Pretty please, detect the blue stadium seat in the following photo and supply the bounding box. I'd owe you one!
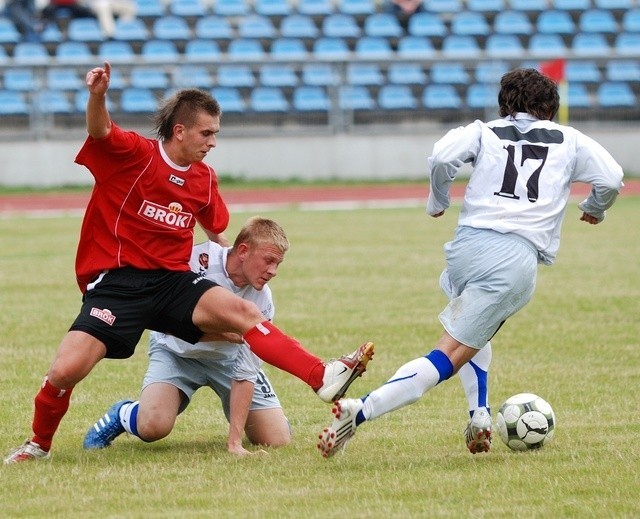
[250,87,288,112]
[302,63,339,86]
[47,68,83,91]
[407,12,447,38]
[228,39,266,60]
[0,46,7,64]
[388,63,426,85]
[194,16,233,40]
[466,0,504,12]
[0,90,28,115]
[322,13,361,38]
[567,82,591,108]
[114,18,150,41]
[605,60,640,82]
[338,0,376,17]
[0,18,21,44]
[55,41,93,63]
[422,84,462,109]
[153,16,192,40]
[121,88,158,112]
[346,63,384,86]
[213,0,250,16]
[312,37,350,59]
[99,40,135,62]
[622,9,640,32]
[12,42,49,64]
[270,38,309,60]
[363,13,403,38]
[485,34,524,57]
[292,86,330,111]
[67,17,105,43]
[210,87,245,113]
[424,0,462,13]
[528,33,567,57]
[3,68,39,91]
[169,0,207,17]
[441,35,481,57]
[217,65,256,87]
[565,60,602,83]
[466,83,498,109]
[255,0,293,17]
[451,11,490,36]
[430,62,469,84]
[537,10,576,34]
[105,69,127,90]
[338,85,375,110]
[297,0,335,16]
[597,81,637,107]
[595,0,632,8]
[279,15,319,39]
[615,32,640,55]
[354,36,393,58]
[238,15,278,39]
[397,36,436,58]
[40,23,64,44]
[172,65,214,88]
[509,0,547,11]
[130,67,170,89]
[552,0,591,10]
[185,39,222,61]
[493,10,533,35]
[34,89,73,114]
[579,9,618,33]
[259,64,299,87]
[475,61,509,83]
[135,0,166,18]
[572,33,610,56]
[141,40,180,61]
[378,85,417,110]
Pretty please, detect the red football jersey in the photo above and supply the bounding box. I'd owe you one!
[73,122,229,293]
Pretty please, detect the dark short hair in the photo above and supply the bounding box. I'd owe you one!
[153,89,221,140]
[498,68,560,121]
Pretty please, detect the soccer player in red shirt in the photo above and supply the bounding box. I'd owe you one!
[5,62,374,463]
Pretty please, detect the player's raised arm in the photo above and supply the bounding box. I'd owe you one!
[85,61,112,140]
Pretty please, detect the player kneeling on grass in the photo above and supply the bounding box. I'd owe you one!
[84,217,296,454]
[317,68,624,458]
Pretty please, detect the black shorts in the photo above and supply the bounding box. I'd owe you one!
[69,267,218,359]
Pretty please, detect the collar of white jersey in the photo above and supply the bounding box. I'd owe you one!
[506,112,538,122]
[159,141,190,172]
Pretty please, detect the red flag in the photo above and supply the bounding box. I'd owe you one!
[539,59,566,83]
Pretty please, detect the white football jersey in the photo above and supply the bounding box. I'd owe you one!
[150,241,274,380]
[427,113,624,264]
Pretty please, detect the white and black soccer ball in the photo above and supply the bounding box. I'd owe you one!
[496,393,556,451]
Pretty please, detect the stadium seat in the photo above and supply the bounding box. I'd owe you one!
[238,15,278,39]
[292,86,330,111]
[34,89,73,114]
[466,0,504,12]
[397,36,436,58]
[3,68,39,91]
[572,33,610,56]
[528,33,567,57]
[430,62,469,84]
[121,87,158,112]
[141,40,180,61]
[114,18,150,41]
[597,82,637,107]
[475,61,509,83]
[210,87,245,113]
[579,9,618,33]
[377,85,417,110]
[228,39,266,60]
[466,83,498,109]
[169,0,207,17]
[0,90,28,115]
[424,0,462,13]
[422,84,462,109]
[0,18,21,44]
[55,41,93,63]
[537,10,576,34]
[338,0,376,17]
[450,11,490,37]
[565,60,602,83]
[441,35,481,57]
[407,12,447,38]
[493,10,533,35]
[622,9,640,32]
[270,38,309,60]
[567,82,591,108]
[605,60,640,82]
[213,0,251,16]
[153,16,191,40]
[322,13,361,38]
[338,85,375,110]
[0,46,7,64]
[388,63,426,85]
[346,63,384,86]
[509,0,547,11]
[255,0,293,17]
[12,42,49,64]
[279,15,319,39]
[185,39,222,61]
[172,65,214,88]
[67,17,105,43]
[135,0,166,18]
[302,63,339,86]
[259,64,299,87]
[552,0,591,10]
[615,32,640,55]
[595,0,632,8]
[47,68,83,91]
[312,37,350,59]
[130,67,170,89]
[98,40,135,62]
[297,0,335,16]
[354,36,393,58]
[485,34,524,57]
[40,23,64,44]
[363,13,403,39]
[217,65,256,87]
[250,87,288,112]
[194,16,234,41]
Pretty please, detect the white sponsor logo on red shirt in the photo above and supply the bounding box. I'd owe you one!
[138,200,193,229]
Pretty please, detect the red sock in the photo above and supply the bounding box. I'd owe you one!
[31,377,73,452]
[244,321,325,389]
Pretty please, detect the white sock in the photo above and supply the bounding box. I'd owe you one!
[119,401,140,436]
[458,342,492,416]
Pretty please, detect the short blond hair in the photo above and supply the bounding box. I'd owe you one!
[233,216,290,252]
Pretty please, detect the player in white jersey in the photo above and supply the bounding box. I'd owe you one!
[84,217,292,455]
[317,68,624,458]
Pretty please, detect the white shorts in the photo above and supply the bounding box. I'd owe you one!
[143,339,282,420]
[438,226,538,349]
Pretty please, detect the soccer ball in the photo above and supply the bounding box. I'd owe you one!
[496,393,556,451]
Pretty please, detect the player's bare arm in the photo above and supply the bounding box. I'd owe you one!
[85,61,112,140]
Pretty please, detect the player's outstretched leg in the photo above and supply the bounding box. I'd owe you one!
[315,342,374,403]
[317,398,363,457]
[464,407,492,454]
[83,399,132,449]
